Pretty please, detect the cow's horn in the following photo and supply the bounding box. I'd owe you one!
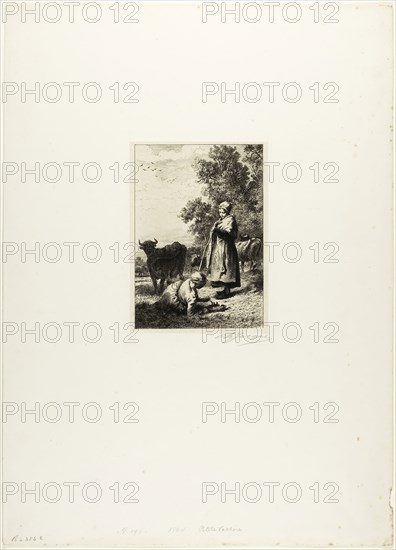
[153,238,158,244]
[138,239,142,246]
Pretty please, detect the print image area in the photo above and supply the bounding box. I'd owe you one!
[134,144,264,329]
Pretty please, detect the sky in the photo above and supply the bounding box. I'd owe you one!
[134,144,245,248]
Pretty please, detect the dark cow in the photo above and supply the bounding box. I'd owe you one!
[236,236,262,272]
[139,238,187,294]
[190,254,200,268]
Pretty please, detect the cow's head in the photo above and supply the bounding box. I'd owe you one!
[138,238,158,256]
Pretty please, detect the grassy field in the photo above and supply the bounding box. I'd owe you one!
[135,269,263,329]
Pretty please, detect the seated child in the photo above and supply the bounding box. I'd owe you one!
[156,272,224,316]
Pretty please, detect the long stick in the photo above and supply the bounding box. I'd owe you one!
[198,238,210,271]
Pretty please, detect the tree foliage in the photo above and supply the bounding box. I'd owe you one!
[179,145,263,248]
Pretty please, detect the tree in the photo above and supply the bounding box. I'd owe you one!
[241,144,263,234]
[179,197,213,245]
[179,145,263,247]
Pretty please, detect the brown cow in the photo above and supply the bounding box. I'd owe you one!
[236,236,262,272]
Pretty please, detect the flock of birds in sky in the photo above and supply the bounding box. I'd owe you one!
[137,161,177,184]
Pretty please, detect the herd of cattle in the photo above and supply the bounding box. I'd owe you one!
[138,235,262,293]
